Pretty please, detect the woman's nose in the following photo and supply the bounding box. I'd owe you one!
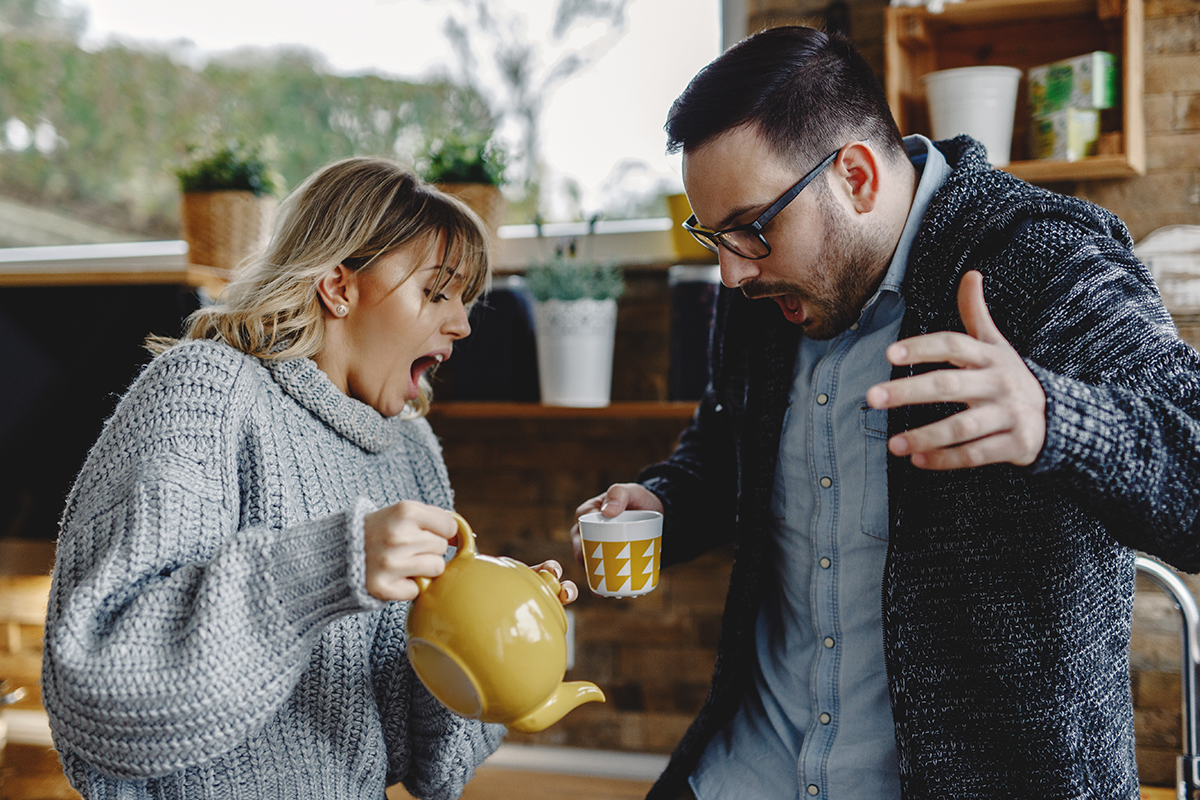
[445,298,471,339]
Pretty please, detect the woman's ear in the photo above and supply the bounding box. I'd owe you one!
[316,263,355,318]
[832,141,880,215]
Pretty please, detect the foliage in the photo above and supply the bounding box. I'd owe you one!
[524,254,624,302]
[175,141,280,196]
[432,0,630,213]
[419,131,507,186]
[0,32,494,239]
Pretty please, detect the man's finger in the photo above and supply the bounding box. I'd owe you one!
[869,363,1004,409]
[958,270,1005,346]
[907,433,1026,471]
[884,331,994,370]
[888,405,1014,455]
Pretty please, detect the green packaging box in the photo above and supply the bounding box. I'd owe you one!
[1030,108,1100,162]
[1028,51,1117,117]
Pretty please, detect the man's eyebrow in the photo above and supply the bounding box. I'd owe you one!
[709,200,771,231]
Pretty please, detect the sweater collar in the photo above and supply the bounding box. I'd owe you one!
[267,356,403,453]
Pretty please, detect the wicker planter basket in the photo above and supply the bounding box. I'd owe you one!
[435,182,507,255]
[180,190,277,271]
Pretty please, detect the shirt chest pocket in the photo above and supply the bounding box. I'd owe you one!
[861,406,889,540]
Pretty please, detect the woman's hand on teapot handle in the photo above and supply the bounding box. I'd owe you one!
[362,501,459,602]
[570,483,665,566]
[531,560,579,605]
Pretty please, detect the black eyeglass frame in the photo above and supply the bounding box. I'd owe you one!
[682,143,851,260]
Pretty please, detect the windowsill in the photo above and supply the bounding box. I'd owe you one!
[0,217,713,288]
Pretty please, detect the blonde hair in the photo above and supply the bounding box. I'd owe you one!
[151,156,492,417]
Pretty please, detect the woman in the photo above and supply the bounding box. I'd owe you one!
[41,157,569,799]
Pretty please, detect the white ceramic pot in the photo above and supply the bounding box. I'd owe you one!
[533,298,617,407]
[923,65,1021,166]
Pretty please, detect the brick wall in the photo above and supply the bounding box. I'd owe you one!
[1076,0,1200,239]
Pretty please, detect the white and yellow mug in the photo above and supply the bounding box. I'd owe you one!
[578,510,663,598]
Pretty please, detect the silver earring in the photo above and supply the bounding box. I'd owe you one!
[334,304,348,317]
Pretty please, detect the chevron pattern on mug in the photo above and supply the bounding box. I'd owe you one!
[583,538,661,596]
[577,510,663,598]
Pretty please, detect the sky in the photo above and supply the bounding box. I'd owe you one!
[77,0,724,220]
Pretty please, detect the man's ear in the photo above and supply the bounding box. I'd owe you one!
[831,141,880,215]
[315,263,356,317]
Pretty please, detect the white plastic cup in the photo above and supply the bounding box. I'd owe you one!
[578,510,663,598]
[923,66,1022,166]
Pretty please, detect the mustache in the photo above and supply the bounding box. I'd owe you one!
[740,280,807,300]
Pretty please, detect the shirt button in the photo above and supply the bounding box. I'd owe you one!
[823,636,835,648]
[807,785,820,796]
[819,557,831,569]
[819,712,831,724]
[816,393,829,405]
[819,477,832,488]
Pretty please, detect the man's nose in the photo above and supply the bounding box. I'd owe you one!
[718,249,760,289]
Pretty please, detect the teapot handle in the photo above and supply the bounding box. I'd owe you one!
[413,512,476,594]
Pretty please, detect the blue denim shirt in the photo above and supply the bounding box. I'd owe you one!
[692,136,950,800]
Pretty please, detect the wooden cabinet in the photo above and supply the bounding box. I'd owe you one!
[885,0,1145,182]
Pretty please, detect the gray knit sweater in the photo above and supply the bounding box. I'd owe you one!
[42,339,505,799]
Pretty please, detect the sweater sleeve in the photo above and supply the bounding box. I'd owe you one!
[42,344,383,779]
[1010,229,1200,569]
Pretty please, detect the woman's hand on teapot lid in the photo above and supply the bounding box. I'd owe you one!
[532,560,578,605]
[362,501,459,601]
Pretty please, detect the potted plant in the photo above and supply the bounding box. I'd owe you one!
[524,230,625,407]
[175,141,280,272]
[419,131,508,241]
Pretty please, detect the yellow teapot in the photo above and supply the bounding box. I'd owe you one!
[405,513,605,733]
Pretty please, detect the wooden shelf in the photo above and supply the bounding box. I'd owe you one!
[0,263,229,290]
[428,401,699,420]
[885,0,1145,182]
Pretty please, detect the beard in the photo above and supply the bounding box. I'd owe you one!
[741,192,891,340]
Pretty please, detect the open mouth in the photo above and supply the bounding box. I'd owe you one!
[773,294,807,325]
[410,352,445,386]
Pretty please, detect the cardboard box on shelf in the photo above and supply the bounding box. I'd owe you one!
[1030,108,1101,162]
[1028,51,1117,117]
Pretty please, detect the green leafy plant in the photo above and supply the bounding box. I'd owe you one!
[524,216,624,301]
[175,141,279,196]
[524,255,625,302]
[419,131,507,186]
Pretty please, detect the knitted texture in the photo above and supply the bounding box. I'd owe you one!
[639,136,1200,800]
[42,339,504,800]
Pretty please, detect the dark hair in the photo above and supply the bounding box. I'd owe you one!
[665,26,905,167]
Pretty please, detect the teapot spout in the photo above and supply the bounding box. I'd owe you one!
[508,682,606,734]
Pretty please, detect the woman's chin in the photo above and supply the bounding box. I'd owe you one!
[374,390,416,418]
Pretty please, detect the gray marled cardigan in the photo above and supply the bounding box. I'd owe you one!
[42,340,504,800]
[640,137,1200,799]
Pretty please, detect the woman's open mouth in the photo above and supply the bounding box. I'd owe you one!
[409,352,445,391]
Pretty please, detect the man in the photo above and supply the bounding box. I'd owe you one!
[572,26,1200,800]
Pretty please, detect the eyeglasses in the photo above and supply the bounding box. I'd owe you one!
[682,145,845,260]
